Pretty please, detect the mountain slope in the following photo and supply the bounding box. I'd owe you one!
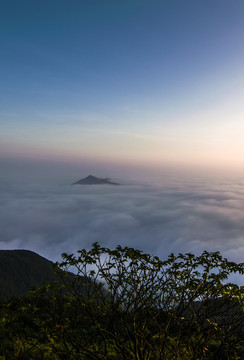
[73,175,119,185]
[0,250,58,299]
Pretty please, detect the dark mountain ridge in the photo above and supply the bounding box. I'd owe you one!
[73,175,119,185]
[0,250,58,299]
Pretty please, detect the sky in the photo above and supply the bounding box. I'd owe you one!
[1,1,244,270]
[1,0,244,173]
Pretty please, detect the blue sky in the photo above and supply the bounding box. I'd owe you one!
[2,1,244,267]
[1,0,244,173]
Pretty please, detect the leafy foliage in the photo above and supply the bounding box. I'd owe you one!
[0,244,244,359]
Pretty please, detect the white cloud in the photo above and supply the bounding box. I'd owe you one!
[1,176,244,265]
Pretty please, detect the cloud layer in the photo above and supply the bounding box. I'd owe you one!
[1,175,244,265]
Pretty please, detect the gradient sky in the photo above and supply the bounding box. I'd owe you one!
[1,0,244,173]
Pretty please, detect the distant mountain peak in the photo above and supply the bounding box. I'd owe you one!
[73,175,119,185]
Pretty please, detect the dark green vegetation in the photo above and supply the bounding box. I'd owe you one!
[0,244,244,359]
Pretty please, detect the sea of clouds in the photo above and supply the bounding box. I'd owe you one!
[1,171,244,267]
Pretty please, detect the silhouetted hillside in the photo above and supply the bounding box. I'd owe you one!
[0,250,58,299]
[73,175,119,185]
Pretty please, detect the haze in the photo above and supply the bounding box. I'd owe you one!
[1,1,244,264]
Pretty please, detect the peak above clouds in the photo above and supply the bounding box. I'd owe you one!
[73,175,119,186]
[1,172,244,267]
